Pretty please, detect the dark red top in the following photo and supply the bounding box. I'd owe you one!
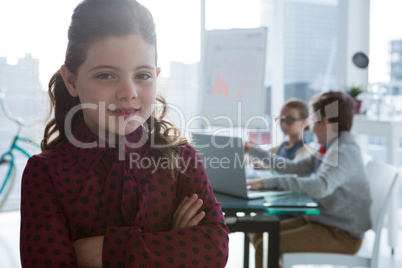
[20,118,229,267]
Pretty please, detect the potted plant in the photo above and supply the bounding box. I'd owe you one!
[346,85,364,114]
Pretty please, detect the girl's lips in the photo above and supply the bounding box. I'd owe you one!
[108,107,139,118]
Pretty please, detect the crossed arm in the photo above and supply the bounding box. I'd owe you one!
[74,194,206,268]
[21,147,229,268]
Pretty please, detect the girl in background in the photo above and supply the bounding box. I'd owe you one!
[271,98,309,161]
[249,98,310,170]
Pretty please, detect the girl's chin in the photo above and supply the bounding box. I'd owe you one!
[109,124,142,136]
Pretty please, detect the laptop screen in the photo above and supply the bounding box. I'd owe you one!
[191,133,251,198]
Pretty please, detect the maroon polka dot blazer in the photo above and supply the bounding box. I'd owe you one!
[20,118,229,267]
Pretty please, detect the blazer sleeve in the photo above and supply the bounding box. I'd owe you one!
[249,146,317,175]
[260,146,352,199]
[101,144,229,267]
[20,155,80,268]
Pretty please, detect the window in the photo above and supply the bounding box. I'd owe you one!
[144,0,263,131]
[0,0,80,141]
[370,0,402,84]
[283,0,338,103]
[366,0,402,164]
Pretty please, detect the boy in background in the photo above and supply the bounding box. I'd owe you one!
[247,91,372,268]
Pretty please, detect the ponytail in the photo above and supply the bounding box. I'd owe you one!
[41,69,80,151]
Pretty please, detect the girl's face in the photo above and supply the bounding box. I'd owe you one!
[62,34,159,140]
[279,106,305,137]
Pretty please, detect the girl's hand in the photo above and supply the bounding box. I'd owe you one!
[172,194,206,230]
[73,235,104,268]
[247,179,264,190]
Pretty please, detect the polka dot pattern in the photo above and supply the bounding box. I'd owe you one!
[20,118,229,267]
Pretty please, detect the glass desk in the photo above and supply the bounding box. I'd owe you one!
[215,192,319,268]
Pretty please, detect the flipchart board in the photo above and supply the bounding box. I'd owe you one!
[201,27,267,128]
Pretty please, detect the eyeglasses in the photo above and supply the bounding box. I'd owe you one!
[277,116,306,125]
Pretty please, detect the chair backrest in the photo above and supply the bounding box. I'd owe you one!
[361,153,373,168]
[365,160,398,268]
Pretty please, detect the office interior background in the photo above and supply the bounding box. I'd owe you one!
[1,0,402,267]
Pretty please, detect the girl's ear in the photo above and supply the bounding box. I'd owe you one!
[157,67,161,77]
[60,65,79,97]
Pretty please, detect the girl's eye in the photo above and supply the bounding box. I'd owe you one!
[96,73,114,80]
[136,73,151,80]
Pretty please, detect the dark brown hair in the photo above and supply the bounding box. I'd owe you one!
[310,90,355,134]
[282,98,309,131]
[282,98,309,119]
[42,0,186,177]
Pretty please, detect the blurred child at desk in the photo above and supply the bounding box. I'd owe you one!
[247,91,372,268]
[248,98,310,172]
[266,98,310,161]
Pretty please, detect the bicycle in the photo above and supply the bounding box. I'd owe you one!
[0,87,40,211]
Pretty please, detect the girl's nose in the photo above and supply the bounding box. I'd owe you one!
[116,80,138,100]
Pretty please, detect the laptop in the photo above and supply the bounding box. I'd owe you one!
[191,133,291,199]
